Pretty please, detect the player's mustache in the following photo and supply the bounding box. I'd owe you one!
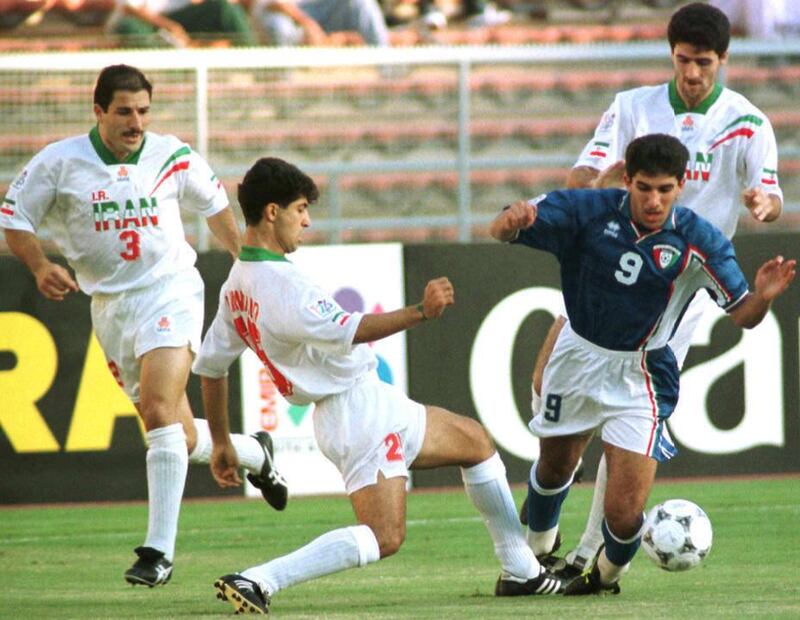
[123,130,142,137]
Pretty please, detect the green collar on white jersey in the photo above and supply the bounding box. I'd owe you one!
[89,126,147,165]
[668,80,723,115]
[239,246,289,262]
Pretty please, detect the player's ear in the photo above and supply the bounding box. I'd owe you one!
[264,202,280,222]
[93,103,103,122]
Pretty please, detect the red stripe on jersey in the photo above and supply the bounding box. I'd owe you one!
[150,160,190,195]
[761,178,777,185]
[339,314,351,326]
[589,150,607,158]
[708,127,754,151]
[0,207,13,216]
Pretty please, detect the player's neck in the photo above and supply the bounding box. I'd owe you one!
[677,84,715,111]
[243,227,285,256]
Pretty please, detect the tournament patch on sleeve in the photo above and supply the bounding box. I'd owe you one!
[306,298,352,326]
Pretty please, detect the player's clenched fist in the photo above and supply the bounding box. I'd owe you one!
[489,199,538,242]
[420,277,454,319]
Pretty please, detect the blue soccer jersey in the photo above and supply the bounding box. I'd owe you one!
[513,188,750,352]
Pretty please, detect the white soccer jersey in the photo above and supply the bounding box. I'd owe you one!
[0,128,228,295]
[193,246,377,405]
[574,82,782,239]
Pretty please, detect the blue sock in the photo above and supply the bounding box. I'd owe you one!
[525,463,571,532]
[602,516,643,566]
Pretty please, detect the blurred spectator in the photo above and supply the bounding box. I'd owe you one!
[110,0,257,46]
[57,0,115,26]
[252,0,390,46]
[710,0,800,39]
[417,0,510,29]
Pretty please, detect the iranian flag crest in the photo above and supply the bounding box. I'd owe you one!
[653,244,681,270]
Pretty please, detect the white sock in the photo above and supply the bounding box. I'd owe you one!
[242,525,380,596]
[462,452,539,580]
[597,545,630,585]
[188,418,265,474]
[566,453,607,567]
[526,524,559,558]
[143,423,188,561]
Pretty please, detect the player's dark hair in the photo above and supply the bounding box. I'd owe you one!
[93,65,153,111]
[668,2,730,56]
[238,157,319,226]
[625,134,688,182]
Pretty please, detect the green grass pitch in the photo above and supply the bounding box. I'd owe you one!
[1,476,798,619]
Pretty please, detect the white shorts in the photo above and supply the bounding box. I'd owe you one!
[530,323,679,462]
[90,269,204,402]
[313,375,427,494]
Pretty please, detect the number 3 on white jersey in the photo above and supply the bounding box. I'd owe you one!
[615,251,642,285]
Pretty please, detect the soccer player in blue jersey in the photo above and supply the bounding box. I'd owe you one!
[527,3,784,579]
[490,133,795,595]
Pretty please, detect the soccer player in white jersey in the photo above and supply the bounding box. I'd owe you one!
[493,134,795,595]
[522,2,785,581]
[0,65,288,587]
[192,157,564,615]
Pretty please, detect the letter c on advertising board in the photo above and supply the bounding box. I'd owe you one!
[469,287,565,461]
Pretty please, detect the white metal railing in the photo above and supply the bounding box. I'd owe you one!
[1,39,799,247]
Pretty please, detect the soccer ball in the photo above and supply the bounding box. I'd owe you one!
[641,499,712,571]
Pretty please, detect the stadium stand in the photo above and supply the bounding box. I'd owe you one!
[1,2,799,244]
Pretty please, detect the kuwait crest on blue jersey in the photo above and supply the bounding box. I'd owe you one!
[653,244,681,270]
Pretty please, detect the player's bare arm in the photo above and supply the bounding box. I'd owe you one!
[729,256,796,328]
[353,277,454,344]
[567,161,626,190]
[489,200,537,242]
[206,206,242,259]
[4,229,79,301]
[200,374,243,488]
[742,187,782,222]
[566,165,599,189]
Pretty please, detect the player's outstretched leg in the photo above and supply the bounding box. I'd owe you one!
[215,573,270,614]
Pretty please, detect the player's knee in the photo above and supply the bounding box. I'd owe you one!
[534,460,573,489]
[139,399,176,429]
[463,418,495,462]
[375,525,406,558]
[604,505,642,540]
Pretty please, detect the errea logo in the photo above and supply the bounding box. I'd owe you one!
[604,220,621,238]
